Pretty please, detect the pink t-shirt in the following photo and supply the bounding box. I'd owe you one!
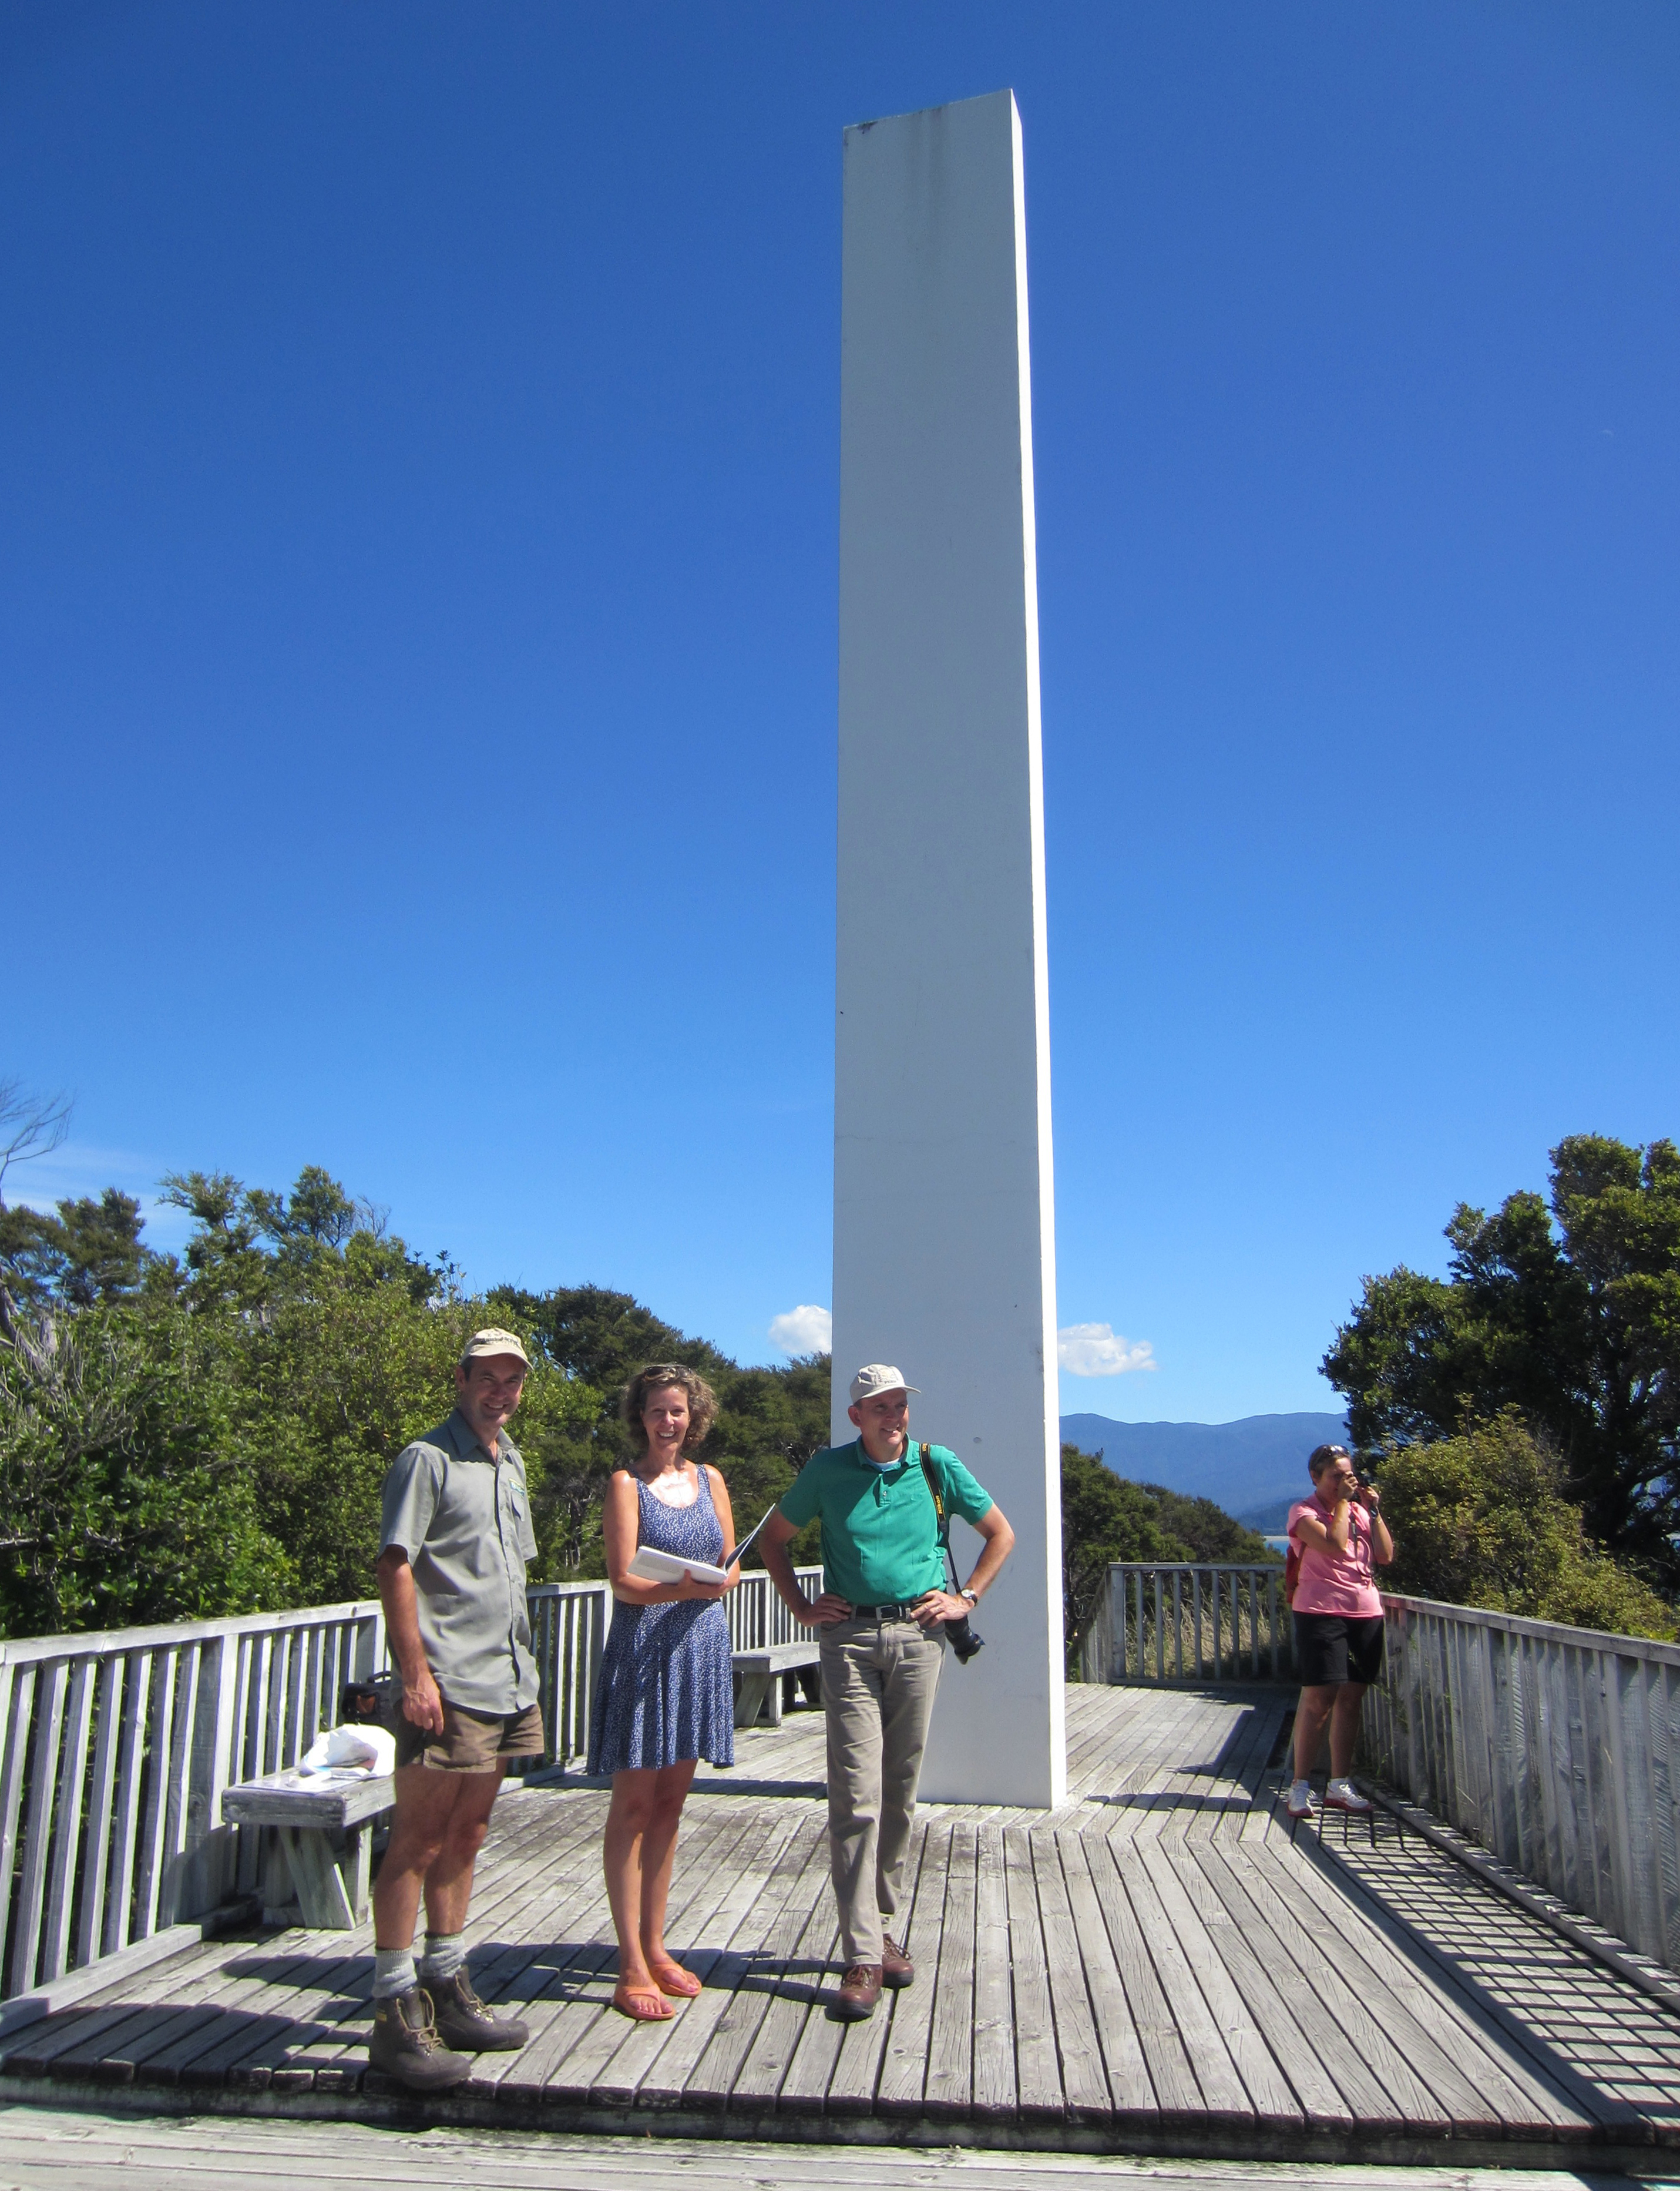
[1288,1492,1382,1617]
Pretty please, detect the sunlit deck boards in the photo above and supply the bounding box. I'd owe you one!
[5,1684,1679,2163]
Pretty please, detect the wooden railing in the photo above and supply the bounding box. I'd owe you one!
[0,1564,823,2008]
[1362,1594,1680,1974]
[526,1583,610,1770]
[727,1566,824,1652]
[0,1601,385,2006]
[1081,1562,1292,1685]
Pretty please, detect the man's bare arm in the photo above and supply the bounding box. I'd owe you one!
[375,1545,445,1733]
[911,1502,1016,1629]
[963,1504,1014,1597]
[760,1511,852,1627]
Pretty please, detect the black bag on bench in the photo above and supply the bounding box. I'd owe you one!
[340,1670,402,1734]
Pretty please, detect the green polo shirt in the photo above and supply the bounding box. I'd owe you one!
[778,1438,994,1607]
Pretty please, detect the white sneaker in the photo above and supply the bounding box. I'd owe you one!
[1286,1779,1315,1818]
[1324,1777,1372,1814]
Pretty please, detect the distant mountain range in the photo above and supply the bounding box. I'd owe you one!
[1059,1411,1349,1533]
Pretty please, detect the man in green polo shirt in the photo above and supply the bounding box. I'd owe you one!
[760,1364,1016,2021]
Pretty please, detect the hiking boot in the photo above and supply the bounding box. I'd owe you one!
[1324,1777,1373,1814]
[833,1964,883,2020]
[429,1968,529,2052]
[1286,1779,1316,1819]
[881,1933,913,1988]
[367,1985,472,2091]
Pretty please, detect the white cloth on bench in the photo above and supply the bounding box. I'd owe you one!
[298,1723,397,1779]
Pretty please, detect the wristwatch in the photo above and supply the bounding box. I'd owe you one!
[959,1586,979,1607]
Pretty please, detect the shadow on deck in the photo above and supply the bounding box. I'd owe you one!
[5,1683,1679,2165]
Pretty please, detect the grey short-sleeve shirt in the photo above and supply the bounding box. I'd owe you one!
[379,1410,540,1714]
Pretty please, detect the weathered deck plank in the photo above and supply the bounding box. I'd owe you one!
[1050,1826,1156,2120]
[5,1683,1679,2163]
[1027,1828,1108,2122]
[1247,1824,1602,2138]
[1070,1821,1202,2122]
[859,1815,943,2118]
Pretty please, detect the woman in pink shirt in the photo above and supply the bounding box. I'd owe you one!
[1286,1443,1394,1819]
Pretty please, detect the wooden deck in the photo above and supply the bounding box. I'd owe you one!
[5,1684,1679,2165]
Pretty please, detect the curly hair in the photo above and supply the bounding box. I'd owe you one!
[620,1362,719,1458]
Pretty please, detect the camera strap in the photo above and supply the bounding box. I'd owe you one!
[916,1443,962,1594]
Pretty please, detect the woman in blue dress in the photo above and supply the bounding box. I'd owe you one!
[590,1362,738,2020]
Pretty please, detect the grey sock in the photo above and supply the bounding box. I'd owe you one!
[372,1946,416,1999]
[418,1931,466,1983]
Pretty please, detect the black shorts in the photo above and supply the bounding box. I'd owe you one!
[1293,1612,1385,1687]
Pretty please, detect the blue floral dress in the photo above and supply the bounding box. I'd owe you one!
[588,1469,735,1773]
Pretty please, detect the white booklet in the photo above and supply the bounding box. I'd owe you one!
[628,1545,730,1586]
[627,1503,778,1590]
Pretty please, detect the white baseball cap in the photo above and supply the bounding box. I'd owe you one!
[849,1363,919,1404]
[459,1327,532,1370]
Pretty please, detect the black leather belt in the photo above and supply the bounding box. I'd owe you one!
[851,1602,920,1620]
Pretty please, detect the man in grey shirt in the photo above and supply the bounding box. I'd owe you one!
[367,1327,542,2090]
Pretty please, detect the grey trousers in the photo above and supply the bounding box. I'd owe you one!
[819,1615,945,1967]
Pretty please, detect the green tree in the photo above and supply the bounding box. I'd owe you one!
[1060,1445,1189,1665]
[1374,1414,1675,1640]
[158,1167,438,1315]
[1323,1135,1680,1578]
[149,1171,596,1605]
[212,1282,600,1606]
[0,1190,150,1309]
[1141,1482,1275,1567]
[1060,1447,1278,1667]
[0,1299,291,1633]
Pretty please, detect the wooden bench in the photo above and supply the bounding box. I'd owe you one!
[221,1768,394,1930]
[732,1640,821,1729]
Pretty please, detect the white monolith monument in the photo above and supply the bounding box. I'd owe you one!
[832,90,1065,1808]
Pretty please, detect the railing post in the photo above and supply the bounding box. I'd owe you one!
[75,1656,123,1970]
[41,1660,96,1983]
[0,1662,33,1979]
[179,1629,243,1924]
[12,1661,68,1994]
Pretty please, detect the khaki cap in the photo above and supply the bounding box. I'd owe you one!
[848,1363,919,1404]
[460,1327,532,1370]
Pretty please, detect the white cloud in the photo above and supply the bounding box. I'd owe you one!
[1057,1322,1157,1377]
[2,1139,194,1251]
[769,1304,832,1357]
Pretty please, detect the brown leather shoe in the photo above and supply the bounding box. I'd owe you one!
[881,1933,913,1988]
[429,1967,529,2052]
[367,1985,472,2091]
[833,1962,883,2020]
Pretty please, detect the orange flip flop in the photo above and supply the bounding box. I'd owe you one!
[612,1982,676,2022]
[647,1956,702,1999]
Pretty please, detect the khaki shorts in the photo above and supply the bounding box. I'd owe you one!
[395,1698,546,1773]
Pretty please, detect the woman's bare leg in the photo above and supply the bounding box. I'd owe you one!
[639,1759,697,1967]
[1293,1684,1338,1780]
[1329,1682,1367,1779]
[603,1770,659,1990]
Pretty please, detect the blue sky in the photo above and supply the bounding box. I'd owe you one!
[5,4,1677,1423]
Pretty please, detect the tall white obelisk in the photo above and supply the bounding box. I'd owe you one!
[833,90,1064,1808]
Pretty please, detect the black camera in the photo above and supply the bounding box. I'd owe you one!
[943,1612,984,1664]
